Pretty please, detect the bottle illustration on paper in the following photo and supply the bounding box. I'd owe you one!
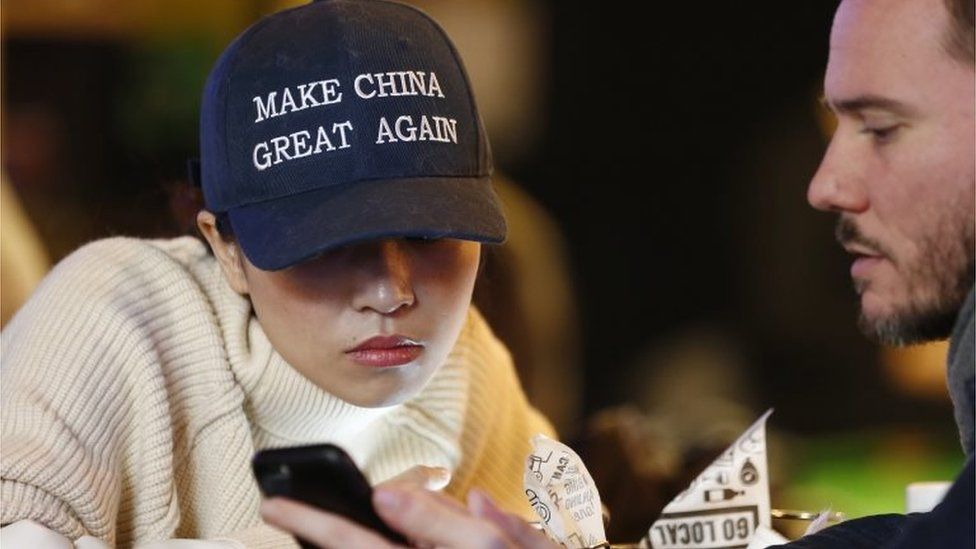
[703,488,744,503]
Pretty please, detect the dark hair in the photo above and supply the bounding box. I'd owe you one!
[167,179,234,256]
[944,0,975,65]
[214,212,235,239]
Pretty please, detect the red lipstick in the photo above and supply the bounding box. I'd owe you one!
[346,335,423,367]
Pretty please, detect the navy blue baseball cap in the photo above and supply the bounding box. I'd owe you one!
[199,0,505,271]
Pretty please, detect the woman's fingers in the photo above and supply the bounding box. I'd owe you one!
[260,497,403,549]
[260,486,558,549]
[379,465,452,491]
[373,486,517,549]
[467,489,558,549]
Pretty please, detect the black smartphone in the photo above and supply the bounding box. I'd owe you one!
[252,443,407,547]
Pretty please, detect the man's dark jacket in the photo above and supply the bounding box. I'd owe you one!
[774,287,975,549]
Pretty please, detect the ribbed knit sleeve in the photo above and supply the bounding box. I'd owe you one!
[452,311,556,519]
[0,238,268,547]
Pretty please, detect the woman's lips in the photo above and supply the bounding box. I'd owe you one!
[346,335,423,367]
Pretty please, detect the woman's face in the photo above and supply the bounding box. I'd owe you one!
[200,213,480,407]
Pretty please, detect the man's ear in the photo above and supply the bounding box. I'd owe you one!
[197,210,249,295]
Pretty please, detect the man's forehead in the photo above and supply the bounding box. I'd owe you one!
[825,0,950,110]
[829,0,946,60]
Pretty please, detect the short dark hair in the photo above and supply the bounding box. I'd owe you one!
[943,0,975,65]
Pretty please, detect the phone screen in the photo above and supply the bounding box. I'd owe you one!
[253,444,407,546]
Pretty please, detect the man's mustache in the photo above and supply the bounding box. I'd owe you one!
[835,216,894,261]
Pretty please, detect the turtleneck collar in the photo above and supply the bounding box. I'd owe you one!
[203,257,394,448]
[232,316,394,447]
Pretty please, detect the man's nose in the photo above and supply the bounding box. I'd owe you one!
[352,240,416,315]
[807,135,869,214]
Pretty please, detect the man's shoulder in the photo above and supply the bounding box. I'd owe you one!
[948,285,976,457]
[771,460,975,549]
[769,514,909,549]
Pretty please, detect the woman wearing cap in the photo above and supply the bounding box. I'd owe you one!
[0,1,553,547]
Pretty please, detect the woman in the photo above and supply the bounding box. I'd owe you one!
[0,1,553,546]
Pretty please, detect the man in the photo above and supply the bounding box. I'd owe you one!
[768,0,975,545]
[261,0,975,546]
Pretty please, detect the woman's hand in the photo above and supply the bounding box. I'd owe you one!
[380,464,453,492]
[260,484,558,549]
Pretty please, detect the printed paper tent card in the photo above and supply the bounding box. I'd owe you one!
[641,410,773,549]
[523,410,775,549]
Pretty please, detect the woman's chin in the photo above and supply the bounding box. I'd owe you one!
[329,371,428,408]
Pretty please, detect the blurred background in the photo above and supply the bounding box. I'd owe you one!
[1,0,965,541]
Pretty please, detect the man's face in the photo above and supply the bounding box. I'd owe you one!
[809,0,975,345]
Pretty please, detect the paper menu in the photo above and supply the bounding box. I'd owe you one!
[524,434,608,548]
[641,410,773,549]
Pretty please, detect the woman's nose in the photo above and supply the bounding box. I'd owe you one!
[352,240,416,315]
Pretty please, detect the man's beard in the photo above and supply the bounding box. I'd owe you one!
[836,215,975,346]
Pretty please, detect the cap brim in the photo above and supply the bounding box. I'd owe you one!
[227,176,506,271]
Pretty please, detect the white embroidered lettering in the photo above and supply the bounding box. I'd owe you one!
[373,114,458,146]
[314,125,335,153]
[253,92,278,123]
[395,115,417,141]
[418,115,434,141]
[375,72,398,97]
[297,84,322,110]
[279,88,298,115]
[354,73,375,99]
[253,78,343,123]
[354,70,445,100]
[291,130,313,158]
[271,135,292,165]
[433,116,457,143]
[376,117,397,144]
[332,121,353,149]
[253,142,272,170]
[408,71,427,96]
[320,79,342,104]
[427,72,444,98]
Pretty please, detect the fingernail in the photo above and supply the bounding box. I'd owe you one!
[428,467,451,490]
[375,488,404,512]
[431,466,450,480]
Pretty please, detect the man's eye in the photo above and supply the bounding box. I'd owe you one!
[860,125,900,142]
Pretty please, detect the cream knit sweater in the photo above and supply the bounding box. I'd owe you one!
[1,237,554,547]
